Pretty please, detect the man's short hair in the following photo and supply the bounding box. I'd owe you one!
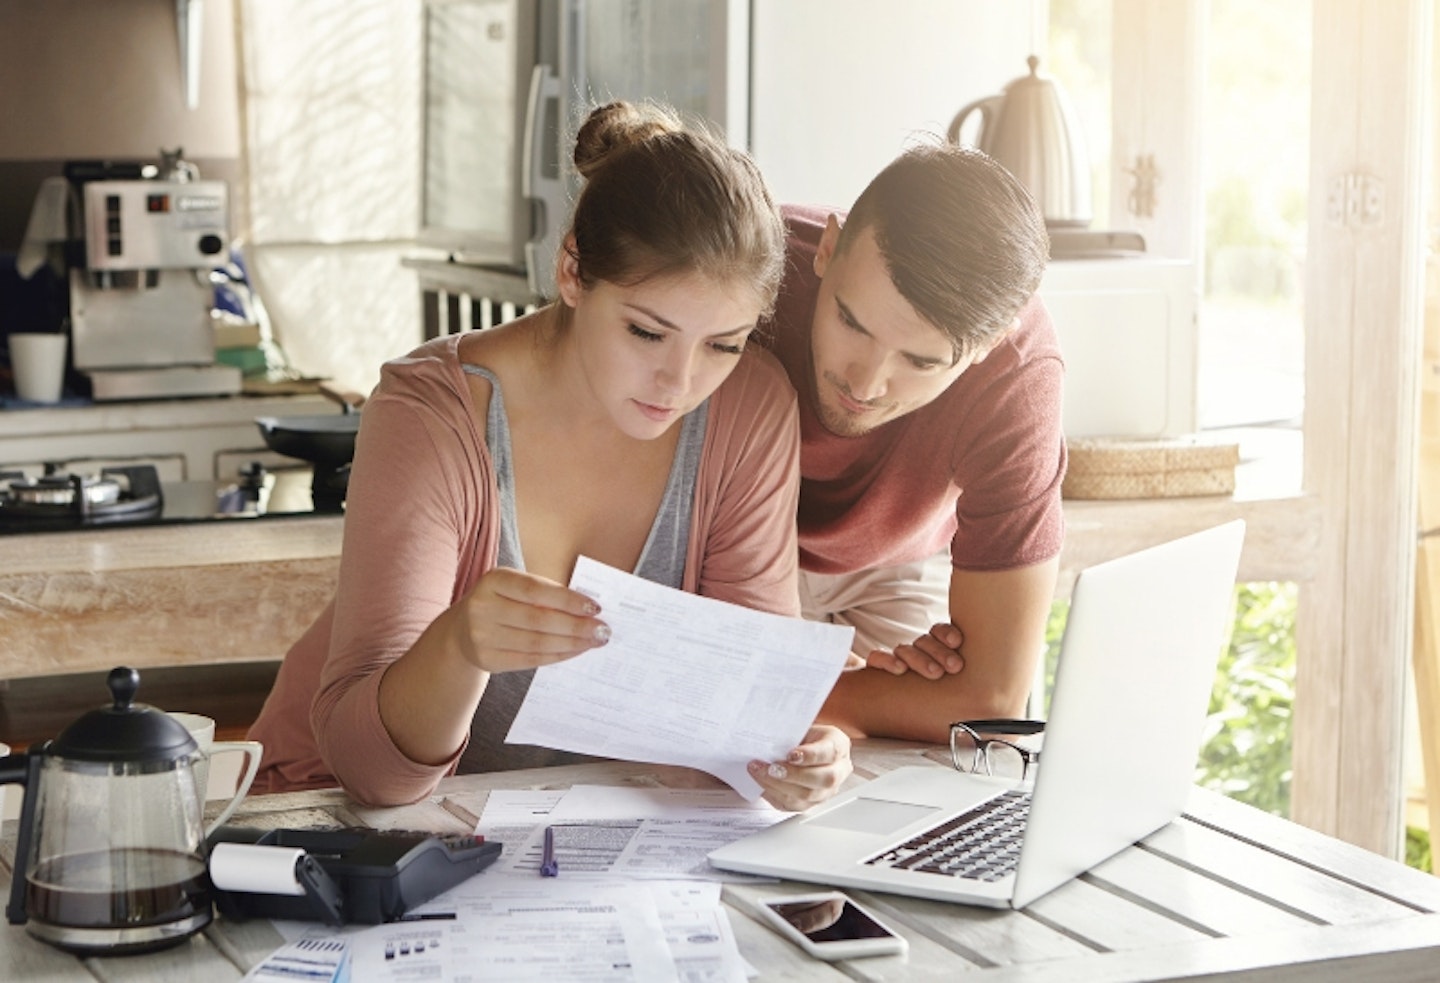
[838,142,1049,360]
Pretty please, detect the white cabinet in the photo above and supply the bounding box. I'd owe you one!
[1038,257,1198,440]
[0,394,333,481]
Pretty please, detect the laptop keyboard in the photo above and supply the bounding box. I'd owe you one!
[863,789,1031,881]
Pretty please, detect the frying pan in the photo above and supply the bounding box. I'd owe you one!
[255,383,365,468]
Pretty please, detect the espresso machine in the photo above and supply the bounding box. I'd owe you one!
[65,154,240,400]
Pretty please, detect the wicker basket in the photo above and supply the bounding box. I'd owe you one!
[1063,437,1240,500]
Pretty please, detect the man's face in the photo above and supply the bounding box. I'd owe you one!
[808,218,989,437]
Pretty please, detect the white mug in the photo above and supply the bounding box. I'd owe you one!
[167,711,262,835]
[9,333,67,403]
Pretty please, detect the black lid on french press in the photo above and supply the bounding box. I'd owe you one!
[48,666,199,763]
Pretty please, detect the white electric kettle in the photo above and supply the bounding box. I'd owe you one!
[948,55,1093,228]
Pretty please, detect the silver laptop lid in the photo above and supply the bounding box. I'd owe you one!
[1011,519,1245,907]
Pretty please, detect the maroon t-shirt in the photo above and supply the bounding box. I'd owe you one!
[764,204,1067,575]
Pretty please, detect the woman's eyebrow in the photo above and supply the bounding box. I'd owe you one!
[623,303,754,339]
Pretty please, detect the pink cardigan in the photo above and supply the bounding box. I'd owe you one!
[248,334,801,804]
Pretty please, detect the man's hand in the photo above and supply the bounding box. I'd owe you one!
[864,623,965,679]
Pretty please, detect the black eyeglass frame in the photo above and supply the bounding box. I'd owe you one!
[948,718,1046,780]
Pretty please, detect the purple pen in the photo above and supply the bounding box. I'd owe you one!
[540,825,559,877]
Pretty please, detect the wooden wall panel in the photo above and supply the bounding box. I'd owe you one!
[1293,0,1430,856]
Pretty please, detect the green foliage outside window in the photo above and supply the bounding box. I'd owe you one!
[1197,583,1296,814]
[1408,825,1433,874]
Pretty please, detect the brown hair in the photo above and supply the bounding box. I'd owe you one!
[838,141,1049,360]
[563,101,785,316]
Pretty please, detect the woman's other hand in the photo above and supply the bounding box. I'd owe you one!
[455,567,611,673]
[750,724,853,812]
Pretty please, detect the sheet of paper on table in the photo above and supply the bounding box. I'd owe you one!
[476,785,785,881]
[417,879,745,983]
[264,879,747,983]
[507,556,854,799]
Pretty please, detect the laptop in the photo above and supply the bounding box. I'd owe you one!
[709,520,1246,909]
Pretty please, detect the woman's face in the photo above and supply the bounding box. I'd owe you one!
[558,261,762,441]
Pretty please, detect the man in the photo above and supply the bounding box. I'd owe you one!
[761,142,1065,745]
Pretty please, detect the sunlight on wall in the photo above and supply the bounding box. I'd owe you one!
[237,0,422,396]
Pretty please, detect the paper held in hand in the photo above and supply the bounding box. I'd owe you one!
[506,557,855,799]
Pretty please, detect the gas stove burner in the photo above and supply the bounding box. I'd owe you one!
[0,464,164,530]
[10,472,124,508]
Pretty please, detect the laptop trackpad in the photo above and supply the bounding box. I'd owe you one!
[807,797,940,835]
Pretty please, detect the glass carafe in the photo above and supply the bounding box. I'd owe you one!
[1,667,213,954]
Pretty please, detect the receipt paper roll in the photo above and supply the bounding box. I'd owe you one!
[209,843,308,896]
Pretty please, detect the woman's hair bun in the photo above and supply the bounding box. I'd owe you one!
[572,100,684,180]
[562,97,785,315]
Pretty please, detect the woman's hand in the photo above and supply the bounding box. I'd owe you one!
[750,724,853,812]
[453,567,611,673]
[864,623,965,679]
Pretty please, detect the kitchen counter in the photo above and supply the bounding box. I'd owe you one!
[0,483,1322,682]
[0,515,342,679]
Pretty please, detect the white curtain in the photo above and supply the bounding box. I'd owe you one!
[235,0,421,396]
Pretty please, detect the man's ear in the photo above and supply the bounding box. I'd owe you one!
[972,316,1022,364]
[813,214,843,278]
[555,235,584,307]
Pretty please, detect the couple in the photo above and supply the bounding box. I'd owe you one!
[250,100,1064,813]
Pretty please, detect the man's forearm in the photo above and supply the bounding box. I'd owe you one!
[820,667,1031,744]
[820,559,1058,743]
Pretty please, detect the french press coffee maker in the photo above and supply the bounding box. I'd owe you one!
[1,667,216,954]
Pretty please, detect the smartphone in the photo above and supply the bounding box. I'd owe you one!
[756,892,907,961]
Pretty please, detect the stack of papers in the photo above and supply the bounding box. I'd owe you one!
[257,785,786,982]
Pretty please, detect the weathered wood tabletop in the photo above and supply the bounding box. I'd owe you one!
[3,740,1439,981]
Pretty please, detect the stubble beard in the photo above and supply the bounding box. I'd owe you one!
[812,385,882,438]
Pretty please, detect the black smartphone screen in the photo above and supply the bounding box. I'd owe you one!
[768,897,893,942]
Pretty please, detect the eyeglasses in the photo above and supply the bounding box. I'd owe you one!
[949,719,1045,780]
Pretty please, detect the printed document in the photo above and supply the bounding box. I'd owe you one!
[476,786,784,880]
[507,557,854,799]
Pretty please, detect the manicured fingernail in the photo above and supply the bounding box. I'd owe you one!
[787,749,805,765]
[584,600,601,616]
[593,624,611,644]
[768,763,788,780]
[748,760,765,773]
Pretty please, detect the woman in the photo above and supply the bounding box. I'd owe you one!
[248,101,852,811]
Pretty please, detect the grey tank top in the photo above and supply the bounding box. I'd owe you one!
[458,363,706,772]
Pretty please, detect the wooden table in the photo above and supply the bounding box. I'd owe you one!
[4,741,1440,981]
